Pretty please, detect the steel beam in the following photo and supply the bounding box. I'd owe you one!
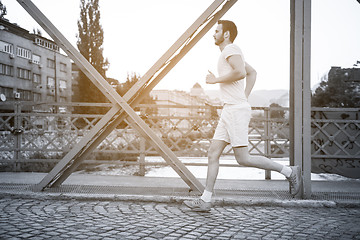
[17,0,237,192]
[290,0,312,198]
[49,0,237,188]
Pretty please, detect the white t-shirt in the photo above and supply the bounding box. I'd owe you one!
[217,44,247,104]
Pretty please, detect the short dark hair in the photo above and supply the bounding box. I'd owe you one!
[218,20,237,43]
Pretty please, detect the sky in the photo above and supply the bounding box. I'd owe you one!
[2,0,360,92]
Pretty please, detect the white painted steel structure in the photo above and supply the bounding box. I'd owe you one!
[16,0,312,198]
[17,0,238,193]
[290,0,311,198]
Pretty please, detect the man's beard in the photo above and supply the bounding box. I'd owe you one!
[215,36,224,46]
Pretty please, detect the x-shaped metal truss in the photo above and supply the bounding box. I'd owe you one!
[17,0,237,192]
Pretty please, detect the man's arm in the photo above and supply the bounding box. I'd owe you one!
[244,62,256,98]
[206,55,246,84]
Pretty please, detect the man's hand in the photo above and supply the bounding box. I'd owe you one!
[206,70,217,84]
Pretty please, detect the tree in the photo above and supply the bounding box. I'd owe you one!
[115,73,157,128]
[312,67,360,107]
[269,103,285,119]
[76,0,109,113]
[116,73,157,109]
[269,103,288,139]
[0,0,7,19]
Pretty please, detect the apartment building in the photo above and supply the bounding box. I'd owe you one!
[0,18,71,112]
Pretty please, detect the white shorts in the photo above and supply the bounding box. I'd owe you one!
[213,103,251,147]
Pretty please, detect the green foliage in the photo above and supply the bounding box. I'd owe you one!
[269,103,285,119]
[115,73,158,128]
[0,1,6,19]
[312,68,360,107]
[76,0,109,113]
[116,73,156,106]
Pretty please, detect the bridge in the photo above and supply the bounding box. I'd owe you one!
[1,0,358,199]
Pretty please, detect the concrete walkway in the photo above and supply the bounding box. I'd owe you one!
[1,172,360,239]
[1,172,360,207]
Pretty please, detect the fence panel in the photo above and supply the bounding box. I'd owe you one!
[3,102,358,178]
[0,102,289,164]
[311,108,360,178]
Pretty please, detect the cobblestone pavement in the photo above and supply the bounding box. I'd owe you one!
[0,196,360,240]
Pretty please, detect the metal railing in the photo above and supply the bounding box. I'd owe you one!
[310,107,360,178]
[0,102,358,178]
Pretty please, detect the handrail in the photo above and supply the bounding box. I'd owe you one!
[1,102,359,178]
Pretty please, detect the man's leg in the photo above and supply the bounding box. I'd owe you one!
[233,146,283,172]
[204,140,228,192]
[233,146,301,195]
[183,140,227,211]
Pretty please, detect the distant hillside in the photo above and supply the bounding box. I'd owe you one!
[205,89,289,107]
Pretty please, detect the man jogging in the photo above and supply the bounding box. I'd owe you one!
[184,20,301,212]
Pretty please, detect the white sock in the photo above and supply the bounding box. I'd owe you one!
[200,190,212,203]
[280,166,292,178]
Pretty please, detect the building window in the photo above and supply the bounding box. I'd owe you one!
[0,86,14,100]
[33,93,41,102]
[47,77,55,88]
[0,40,14,54]
[17,47,32,60]
[33,73,41,84]
[17,68,31,80]
[32,54,41,64]
[0,63,13,76]
[47,58,55,69]
[59,79,67,89]
[35,38,60,52]
[17,89,32,101]
[47,94,55,102]
[60,62,67,72]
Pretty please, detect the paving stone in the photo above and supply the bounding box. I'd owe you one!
[0,196,360,239]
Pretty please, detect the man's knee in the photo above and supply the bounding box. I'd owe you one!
[237,158,252,167]
[234,146,251,166]
[207,141,226,163]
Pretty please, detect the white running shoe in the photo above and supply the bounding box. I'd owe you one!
[183,199,211,212]
[287,166,302,196]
